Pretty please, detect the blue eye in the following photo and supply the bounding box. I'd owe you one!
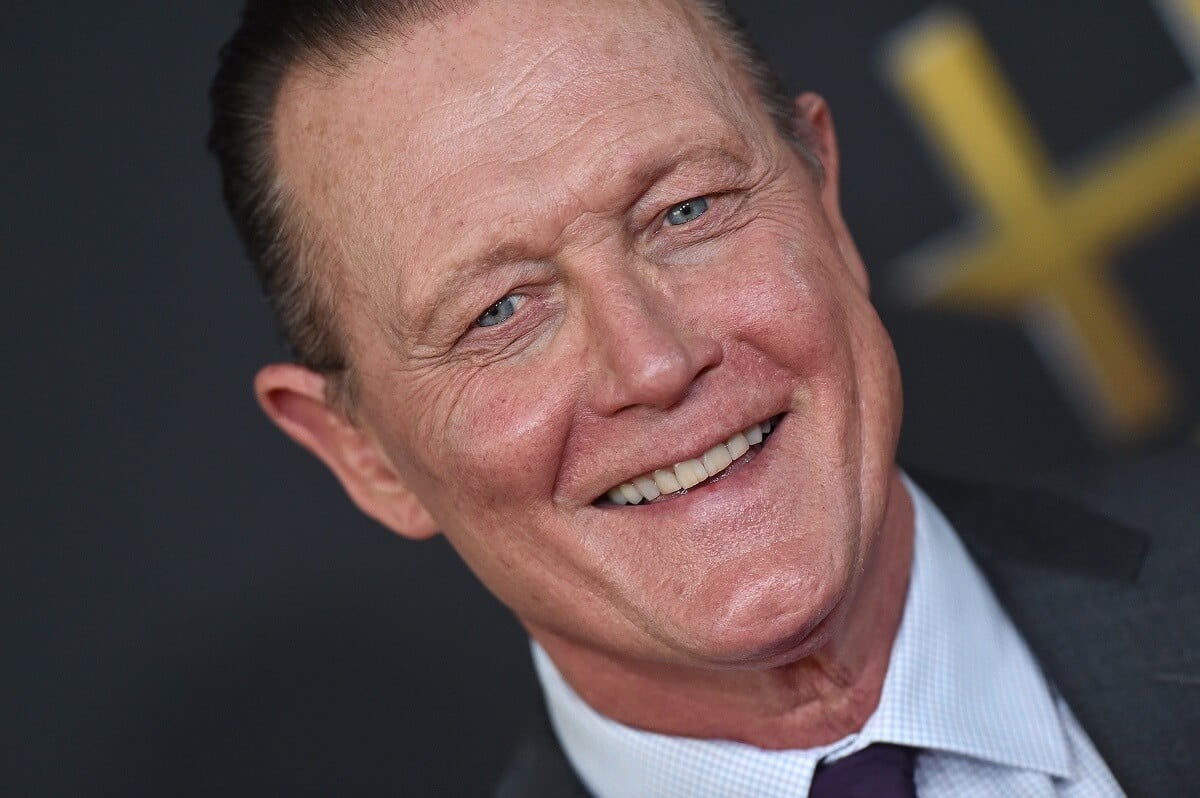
[475,295,522,328]
[665,197,709,226]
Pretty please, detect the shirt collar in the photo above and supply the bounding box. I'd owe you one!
[532,474,1075,798]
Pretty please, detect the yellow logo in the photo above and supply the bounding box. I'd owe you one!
[882,1,1200,442]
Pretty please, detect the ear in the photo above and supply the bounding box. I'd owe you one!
[253,363,439,540]
[792,92,870,293]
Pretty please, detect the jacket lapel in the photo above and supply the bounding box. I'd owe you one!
[916,470,1200,798]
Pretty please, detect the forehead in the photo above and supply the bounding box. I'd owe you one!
[273,0,765,320]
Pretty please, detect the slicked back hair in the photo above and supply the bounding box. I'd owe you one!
[208,0,811,409]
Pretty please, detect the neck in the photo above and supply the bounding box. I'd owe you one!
[533,470,915,750]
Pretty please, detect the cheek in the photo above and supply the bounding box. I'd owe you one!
[712,222,854,371]
[396,364,577,505]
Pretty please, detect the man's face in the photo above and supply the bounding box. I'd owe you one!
[274,0,902,669]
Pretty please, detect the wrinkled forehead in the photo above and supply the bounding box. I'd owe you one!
[273,0,763,317]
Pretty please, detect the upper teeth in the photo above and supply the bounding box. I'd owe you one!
[605,418,776,505]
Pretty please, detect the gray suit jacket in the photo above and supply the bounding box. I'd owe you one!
[495,449,1200,797]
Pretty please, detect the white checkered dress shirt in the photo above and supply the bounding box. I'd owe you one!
[532,475,1126,797]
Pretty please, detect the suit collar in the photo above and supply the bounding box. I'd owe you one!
[913,466,1196,797]
[905,466,1148,582]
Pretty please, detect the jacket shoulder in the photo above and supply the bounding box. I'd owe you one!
[1034,446,1200,548]
[493,708,590,798]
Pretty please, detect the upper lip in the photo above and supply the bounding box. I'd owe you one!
[568,411,783,505]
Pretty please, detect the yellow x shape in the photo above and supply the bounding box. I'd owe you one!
[885,5,1200,439]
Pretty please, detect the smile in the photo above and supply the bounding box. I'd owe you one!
[601,415,782,506]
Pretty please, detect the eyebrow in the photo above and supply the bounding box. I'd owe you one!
[414,240,541,331]
[413,141,754,328]
[605,140,753,209]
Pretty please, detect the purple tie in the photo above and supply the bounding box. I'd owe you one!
[808,744,918,798]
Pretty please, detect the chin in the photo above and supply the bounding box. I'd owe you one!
[666,554,854,668]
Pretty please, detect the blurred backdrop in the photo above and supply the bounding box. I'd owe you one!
[4,0,1197,794]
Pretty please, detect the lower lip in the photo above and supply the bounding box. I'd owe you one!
[600,414,786,511]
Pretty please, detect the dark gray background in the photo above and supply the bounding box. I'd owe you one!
[4,1,1197,795]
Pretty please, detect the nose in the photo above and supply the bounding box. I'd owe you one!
[586,273,723,415]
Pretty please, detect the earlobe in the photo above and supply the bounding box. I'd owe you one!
[253,363,440,540]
